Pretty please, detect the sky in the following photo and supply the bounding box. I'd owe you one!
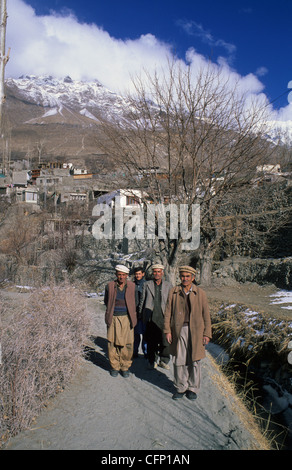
[4,0,292,121]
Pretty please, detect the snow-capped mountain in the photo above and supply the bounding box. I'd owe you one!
[4,75,140,162]
[265,119,292,147]
[6,75,292,136]
[3,75,292,164]
[5,74,133,126]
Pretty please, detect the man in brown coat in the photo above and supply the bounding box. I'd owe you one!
[104,264,137,377]
[164,266,212,400]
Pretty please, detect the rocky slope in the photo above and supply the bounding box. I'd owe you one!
[4,75,292,165]
[4,75,134,164]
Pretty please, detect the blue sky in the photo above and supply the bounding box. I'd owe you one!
[5,0,292,120]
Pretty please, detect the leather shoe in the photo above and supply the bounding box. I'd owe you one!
[172,391,185,400]
[121,370,130,378]
[186,390,197,400]
[110,369,119,377]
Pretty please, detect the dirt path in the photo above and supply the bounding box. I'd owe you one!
[5,294,269,451]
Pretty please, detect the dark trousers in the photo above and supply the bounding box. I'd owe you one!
[145,321,170,365]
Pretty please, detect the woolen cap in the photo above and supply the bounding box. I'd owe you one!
[115,264,130,274]
[179,265,196,276]
[151,264,165,270]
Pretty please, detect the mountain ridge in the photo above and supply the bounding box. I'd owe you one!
[4,75,128,166]
[3,75,292,167]
[5,75,131,125]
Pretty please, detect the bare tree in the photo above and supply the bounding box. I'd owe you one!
[0,207,43,264]
[98,61,278,285]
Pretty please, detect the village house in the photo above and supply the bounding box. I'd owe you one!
[60,190,88,204]
[0,170,32,196]
[96,188,145,207]
[256,164,281,174]
[35,167,71,187]
[15,187,39,204]
[73,168,89,176]
[255,163,292,185]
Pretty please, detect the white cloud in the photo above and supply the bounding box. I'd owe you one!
[186,47,265,97]
[275,84,292,121]
[255,67,268,77]
[6,0,173,95]
[177,19,236,61]
[272,103,292,122]
[5,0,292,122]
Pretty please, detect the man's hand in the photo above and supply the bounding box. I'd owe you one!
[203,336,210,346]
[166,333,172,344]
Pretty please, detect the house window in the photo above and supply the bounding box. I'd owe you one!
[26,192,37,202]
[126,196,139,205]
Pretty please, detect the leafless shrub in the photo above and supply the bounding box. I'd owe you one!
[0,282,91,445]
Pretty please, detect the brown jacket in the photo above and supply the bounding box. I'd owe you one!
[163,284,212,362]
[104,280,137,328]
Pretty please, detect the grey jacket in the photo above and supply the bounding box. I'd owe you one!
[140,279,172,324]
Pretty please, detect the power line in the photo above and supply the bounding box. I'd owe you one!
[269,89,290,107]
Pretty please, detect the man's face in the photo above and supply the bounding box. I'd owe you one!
[116,272,128,285]
[153,269,163,282]
[180,272,195,288]
[135,270,144,281]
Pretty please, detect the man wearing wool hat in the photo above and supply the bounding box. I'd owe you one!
[164,266,212,400]
[140,263,172,370]
[104,264,137,377]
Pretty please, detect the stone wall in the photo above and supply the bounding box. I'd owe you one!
[1,230,291,291]
[213,256,292,289]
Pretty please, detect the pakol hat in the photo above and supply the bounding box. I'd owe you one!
[115,264,130,274]
[179,265,196,276]
[151,264,165,270]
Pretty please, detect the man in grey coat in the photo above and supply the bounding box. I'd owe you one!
[140,264,172,369]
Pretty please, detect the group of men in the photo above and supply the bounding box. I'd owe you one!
[104,263,212,400]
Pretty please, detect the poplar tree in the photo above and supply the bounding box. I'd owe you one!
[0,0,10,174]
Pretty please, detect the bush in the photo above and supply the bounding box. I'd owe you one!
[209,300,292,393]
[0,283,91,445]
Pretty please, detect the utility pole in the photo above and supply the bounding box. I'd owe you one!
[0,0,10,174]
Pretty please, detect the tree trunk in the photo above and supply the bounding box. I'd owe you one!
[157,239,181,286]
[164,263,178,286]
[199,250,215,287]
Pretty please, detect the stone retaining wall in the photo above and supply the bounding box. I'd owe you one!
[213,256,292,289]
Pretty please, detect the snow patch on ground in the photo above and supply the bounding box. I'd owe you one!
[270,290,292,310]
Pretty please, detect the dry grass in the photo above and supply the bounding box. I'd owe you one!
[209,299,292,449]
[207,352,271,450]
[0,282,92,446]
[210,299,292,372]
